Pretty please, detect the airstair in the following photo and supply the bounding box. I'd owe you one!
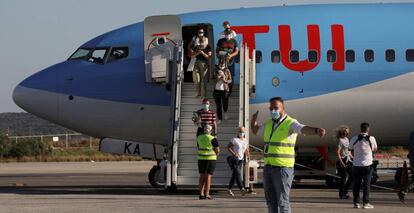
[166,43,258,188]
[176,83,240,185]
[142,15,258,189]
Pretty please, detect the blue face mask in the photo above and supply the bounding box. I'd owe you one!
[270,110,280,120]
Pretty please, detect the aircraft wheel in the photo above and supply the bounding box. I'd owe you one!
[148,165,165,188]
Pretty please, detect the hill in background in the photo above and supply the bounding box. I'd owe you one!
[0,112,75,136]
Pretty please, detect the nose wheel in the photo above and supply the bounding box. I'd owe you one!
[148,165,165,188]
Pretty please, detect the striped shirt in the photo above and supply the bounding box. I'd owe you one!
[197,109,216,126]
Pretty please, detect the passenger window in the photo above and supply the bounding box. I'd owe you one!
[406,49,414,62]
[308,50,318,63]
[271,50,280,63]
[327,50,336,63]
[256,50,262,63]
[385,49,395,62]
[107,47,129,63]
[345,50,355,63]
[364,49,374,63]
[290,50,299,63]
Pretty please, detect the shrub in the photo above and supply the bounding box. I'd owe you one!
[7,138,51,158]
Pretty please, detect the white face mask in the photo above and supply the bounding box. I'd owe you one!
[203,104,209,110]
[270,109,280,120]
[238,132,245,138]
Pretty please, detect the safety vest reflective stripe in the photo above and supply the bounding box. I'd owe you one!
[264,153,295,158]
[198,148,213,151]
[198,153,216,156]
[264,141,295,147]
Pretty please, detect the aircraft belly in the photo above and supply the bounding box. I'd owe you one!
[57,94,170,145]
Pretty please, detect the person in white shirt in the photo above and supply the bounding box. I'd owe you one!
[349,122,377,209]
[335,126,353,199]
[227,126,250,196]
[213,62,232,122]
[218,21,237,39]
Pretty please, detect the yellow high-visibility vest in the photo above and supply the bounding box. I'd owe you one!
[197,134,217,160]
[263,116,297,167]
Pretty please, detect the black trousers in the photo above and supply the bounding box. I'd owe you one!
[213,90,229,120]
[336,160,353,197]
[353,166,373,204]
[228,157,243,190]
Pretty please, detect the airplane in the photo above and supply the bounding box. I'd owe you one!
[12,3,414,188]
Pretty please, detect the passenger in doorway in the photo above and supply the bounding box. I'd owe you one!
[216,28,239,95]
[213,62,232,123]
[335,126,353,199]
[398,130,414,203]
[227,126,250,196]
[197,124,220,200]
[251,97,326,213]
[193,98,217,137]
[188,27,212,97]
[219,21,237,39]
[349,122,378,209]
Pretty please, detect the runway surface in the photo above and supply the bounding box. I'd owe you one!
[0,161,413,213]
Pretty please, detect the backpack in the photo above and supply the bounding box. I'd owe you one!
[353,134,372,150]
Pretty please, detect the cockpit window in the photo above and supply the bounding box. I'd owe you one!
[68,47,108,64]
[89,49,107,64]
[107,47,129,63]
[69,48,91,60]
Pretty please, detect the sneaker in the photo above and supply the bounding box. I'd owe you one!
[228,189,234,196]
[241,189,246,196]
[340,195,349,199]
[398,191,406,203]
[224,113,228,120]
[363,203,374,209]
[353,203,361,209]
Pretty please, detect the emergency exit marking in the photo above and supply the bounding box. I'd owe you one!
[272,77,280,87]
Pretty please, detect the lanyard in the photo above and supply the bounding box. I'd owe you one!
[269,116,288,141]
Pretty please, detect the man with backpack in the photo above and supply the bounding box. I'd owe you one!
[349,122,378,209]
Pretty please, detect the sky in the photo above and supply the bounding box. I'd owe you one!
[1,0,413,112]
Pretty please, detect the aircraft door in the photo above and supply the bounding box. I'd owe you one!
[144,15,182,84]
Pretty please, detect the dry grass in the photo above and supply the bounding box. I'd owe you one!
[0,148,142,163]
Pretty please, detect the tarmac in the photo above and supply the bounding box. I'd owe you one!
[0,161,413,213]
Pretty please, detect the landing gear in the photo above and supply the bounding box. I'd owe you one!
[148,165,165,188]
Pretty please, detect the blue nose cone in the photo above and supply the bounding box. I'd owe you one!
[12,68,59,123]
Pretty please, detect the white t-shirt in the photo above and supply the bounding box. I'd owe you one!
[229,137,248,160]
[349,133,377,167]
[337,137,350,161]
[218,30,237,39]
[215,70,226,91]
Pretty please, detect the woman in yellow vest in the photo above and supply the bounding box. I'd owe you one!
[197,124,220,200]
[251,97,325,213]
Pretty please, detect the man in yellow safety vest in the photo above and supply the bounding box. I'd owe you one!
[197,124,220,200]
[251,97,326,213]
